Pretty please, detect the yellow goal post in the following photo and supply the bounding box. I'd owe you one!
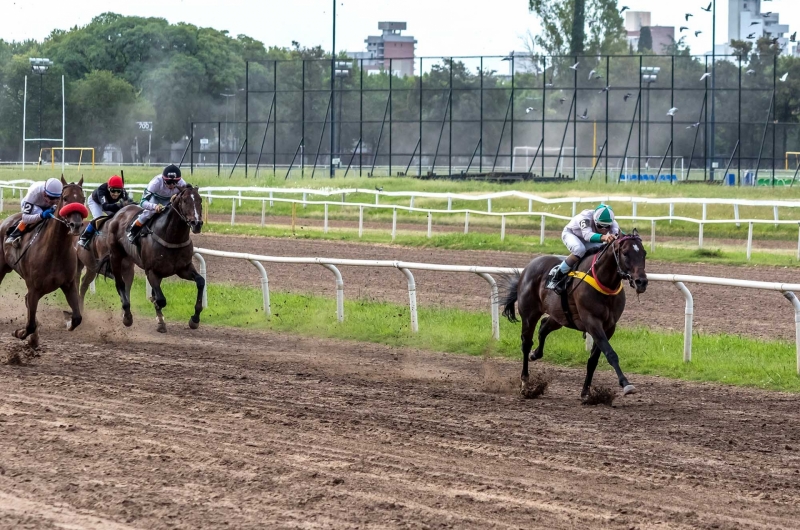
[786,152,800,171]
[38,147,95,170]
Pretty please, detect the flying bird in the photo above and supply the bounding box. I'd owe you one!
[545,78,554,87]
[746,33,756,39]
[623,92,633,101]
[746,69,756,76]
[570,62,580,71]
[700,72,710,81]
[701,2,711,12]
[579,108,588,120]
[588,69,596,80]
[750,21,760,26]
[559,97,566,104]
[686,122,701,129]
[791,32,797,42]
[695,31,702,37]
[685,13,693,21]
[667,107,678,116]
[599,86,610,94]
[781,72,789,82]
[525,107,535,114]
[680,26,689,32]
[762,12,772,17]
[375,186,383,192]
[620,5,630,13]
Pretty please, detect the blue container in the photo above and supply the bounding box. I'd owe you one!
[724,173,735,186]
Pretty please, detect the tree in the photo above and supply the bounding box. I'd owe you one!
[527,0,627,56]
[68,70,137,151]
[638,26,653,53]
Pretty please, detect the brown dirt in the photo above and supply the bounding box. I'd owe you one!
[0,303,799,529]
[190,233,800,341]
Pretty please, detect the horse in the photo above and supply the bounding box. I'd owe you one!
[75,215,119,310]
[98,185,204,333]
[499,231,648,400]
[0,177,88,348]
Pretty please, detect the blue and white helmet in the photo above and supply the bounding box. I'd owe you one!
[43,178,63,198]
[593,204,615,229]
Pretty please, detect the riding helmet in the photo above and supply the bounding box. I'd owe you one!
[108,175,124,189]
[593,204,615,228]
[43,178,63,198]
[162,164,182,183]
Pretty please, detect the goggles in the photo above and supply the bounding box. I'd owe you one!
[109,188,123,194]
[596,222,612,229]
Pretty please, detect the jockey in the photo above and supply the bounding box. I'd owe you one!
[78,174,131,249]
[127,164,187,243]
[4,178,63,248]
[546,204,621,293]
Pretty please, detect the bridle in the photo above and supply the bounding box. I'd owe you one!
[52,184,85,227]
[594,234,641,290]
[167,187,197,227]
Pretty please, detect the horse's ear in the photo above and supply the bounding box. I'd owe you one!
[632,227,639,237]
[77,176,84,187]
[61,174,67,186]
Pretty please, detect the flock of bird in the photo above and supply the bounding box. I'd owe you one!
[520,3,792,124]
[620,1,796,48]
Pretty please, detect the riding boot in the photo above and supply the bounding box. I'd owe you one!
[127,222,143,244]
[78,227,94,249]
[4,226,24,249]
[546,267,567,293]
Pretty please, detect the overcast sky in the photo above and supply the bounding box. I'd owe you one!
[1,0,798,58]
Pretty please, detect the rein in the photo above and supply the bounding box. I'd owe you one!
[146,188,197,249]
[571,234,641,296]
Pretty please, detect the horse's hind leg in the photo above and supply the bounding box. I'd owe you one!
[60,280,83,332]
[14,290,40,348]
[531,316,563,361]
[79,268,97,313]
[176,264,205,330]
[520,311,541,381]
[146,270,167,333]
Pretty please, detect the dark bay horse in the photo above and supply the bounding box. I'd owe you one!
[500,231,648,399]
[99,185,204,333]
[0,177,87,348]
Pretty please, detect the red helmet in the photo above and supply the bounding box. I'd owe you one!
[108,175,124,190]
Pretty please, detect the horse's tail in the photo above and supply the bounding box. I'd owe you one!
[498,271,521,323]
[96,253,114,280]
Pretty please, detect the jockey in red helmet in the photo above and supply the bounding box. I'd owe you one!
[78,175,132,249]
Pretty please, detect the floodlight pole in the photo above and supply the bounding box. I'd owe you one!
[22,76,27,170]
[330,0,336,178]
[710,0,716,181]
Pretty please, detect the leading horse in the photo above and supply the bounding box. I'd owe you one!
[0,177,87,348]
[500,231,648,400]
[98,185,204,333]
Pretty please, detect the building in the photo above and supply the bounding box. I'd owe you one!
[625,12,675,54]
[349,22,417,77]
[727,0,790,54]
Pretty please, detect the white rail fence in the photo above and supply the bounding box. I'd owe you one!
[3,181,800,258]
[184,247,800,375]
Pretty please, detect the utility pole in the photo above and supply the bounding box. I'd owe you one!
[330,0,336,178]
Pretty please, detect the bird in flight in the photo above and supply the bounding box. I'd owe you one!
[701,2,711,12]
[680,26,689,32]
[570,62,580,71]
[791,32,797,42]
[588,69,596,80]
[695,31,702,37]
[545,78,554,87]
[700,73,710,81]
[762,12,772,17]
[746,69,756,76]
[667,107,678,116]
[780,72,789,82]
[746,33,756,39]
[579,109,588,120]
[750,21,760,26]
[525,107,535,114]
[686,122,701,129]
[623,92,633,102]
[559,96,566,104]
[375,186,383,192]
[599,86,610,94]
[620,5,630,13]
[685,13,693,21]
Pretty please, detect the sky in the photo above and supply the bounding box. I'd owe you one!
[0,0,798,58]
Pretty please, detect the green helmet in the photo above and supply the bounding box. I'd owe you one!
[593,204,614,227]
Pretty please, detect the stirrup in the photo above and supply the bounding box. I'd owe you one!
[546,267,566,293]
[6,236,21,249]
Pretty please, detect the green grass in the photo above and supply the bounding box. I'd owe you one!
[204,221,800,268]
[47,274,798,393]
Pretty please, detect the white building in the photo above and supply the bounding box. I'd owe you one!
[727,0,790,54]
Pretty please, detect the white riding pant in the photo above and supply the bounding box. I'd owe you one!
[136,208,158,224]
[562,229,603,258]
[87,196,105,219]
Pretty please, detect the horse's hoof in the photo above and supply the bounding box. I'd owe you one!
[622,384,637,396]
[157,323,167,334]
[188,318,199,330]
[63,311,72,330]
[13,329,27,340]
[122,313,133,327]
[28,333,39,350]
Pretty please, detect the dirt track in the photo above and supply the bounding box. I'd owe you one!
[190,233,800,341]
[1,304,799,529]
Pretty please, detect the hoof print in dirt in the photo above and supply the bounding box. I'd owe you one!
[3,343,39,365]
[582,386,616,406]
[519,374,549,399]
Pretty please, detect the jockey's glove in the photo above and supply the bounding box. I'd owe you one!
[41,207,56,220]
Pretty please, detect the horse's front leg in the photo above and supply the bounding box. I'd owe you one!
[60,280,83,331]
[146,270,168,333]
[15,290,40,348]
[585,320,635,396]
[176,264,205,330]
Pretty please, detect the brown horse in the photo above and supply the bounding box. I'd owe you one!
[75,215,118,311]
[0,177,87,348]
[500,231,648,400]
[98,185,204,333]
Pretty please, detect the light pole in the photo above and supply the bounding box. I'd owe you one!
[641,67,660,161]
[710,0,716,181]
[330,0,336,178]
[334,62,351,171]
[30,58,52,164]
